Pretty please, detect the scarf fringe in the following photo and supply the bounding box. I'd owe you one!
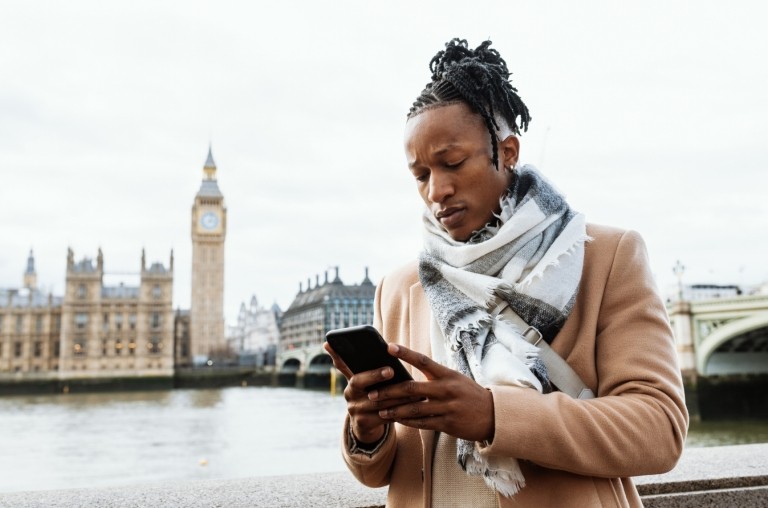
[515,232,589,290]
[486,474,525,498]
[464,450,526,498]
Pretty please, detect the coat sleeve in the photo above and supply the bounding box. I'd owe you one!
[477,230,689,478]
[340,275,398,487]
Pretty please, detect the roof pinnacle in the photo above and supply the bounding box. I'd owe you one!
[25,249,35,274]
[203,145,217,180]
[204,145,216,169]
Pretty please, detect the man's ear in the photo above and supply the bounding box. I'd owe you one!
[499,135,520,169]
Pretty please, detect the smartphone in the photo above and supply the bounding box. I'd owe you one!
[325,325,413,391]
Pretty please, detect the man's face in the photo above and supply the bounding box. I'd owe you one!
[404,102,518,242]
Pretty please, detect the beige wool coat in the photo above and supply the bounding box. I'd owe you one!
[341,224,689,507]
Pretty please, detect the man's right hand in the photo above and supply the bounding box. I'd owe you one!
[323,342,415,444]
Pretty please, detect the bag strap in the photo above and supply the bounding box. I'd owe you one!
[521,326,595,400]
[490,301,594,400]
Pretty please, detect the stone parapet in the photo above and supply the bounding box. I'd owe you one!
[636,443,768,507]
[1,443,765,507]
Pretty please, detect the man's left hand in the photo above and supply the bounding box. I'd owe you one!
[368,343,495,443]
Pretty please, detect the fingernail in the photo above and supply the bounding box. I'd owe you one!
[368,390,378,400]
[390,344,400,354]
[379,409,391,418]
[381,367,392,378]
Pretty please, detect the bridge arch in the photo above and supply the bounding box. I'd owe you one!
[696,313,768,375]
[307,353,333,373]
[281,358,301,372]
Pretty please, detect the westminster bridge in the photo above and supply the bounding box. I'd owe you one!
[668,292,768,377]
[668,291,768,419]
[275,343,334,388]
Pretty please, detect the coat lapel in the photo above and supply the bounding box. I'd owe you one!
[409,280,435,505]
[408,280,432,377]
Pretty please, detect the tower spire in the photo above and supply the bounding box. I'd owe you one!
[203,145,217,180]
[23,249,37,289]
[25,249,35,274]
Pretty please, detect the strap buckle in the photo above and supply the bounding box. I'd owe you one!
[522,326,544,347]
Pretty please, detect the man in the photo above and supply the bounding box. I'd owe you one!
[326,38,688,508]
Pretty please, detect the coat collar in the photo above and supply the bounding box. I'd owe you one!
[408,279,435,504]
[408,279,432,379]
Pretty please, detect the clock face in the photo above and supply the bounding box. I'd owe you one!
[200,212,219,230]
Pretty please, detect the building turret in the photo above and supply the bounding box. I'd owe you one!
[23,249,37,289]
[361,267,373,286]
[332,266,342,285]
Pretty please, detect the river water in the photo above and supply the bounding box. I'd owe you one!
[0,387,766,494]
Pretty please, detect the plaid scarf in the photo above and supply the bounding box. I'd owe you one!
[418,164,588,497]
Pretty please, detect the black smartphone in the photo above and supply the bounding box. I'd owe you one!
[325,325,413,391]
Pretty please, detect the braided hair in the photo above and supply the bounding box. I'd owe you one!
[408,38,531,170]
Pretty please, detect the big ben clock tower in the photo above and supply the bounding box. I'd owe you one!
[190,146,227,365]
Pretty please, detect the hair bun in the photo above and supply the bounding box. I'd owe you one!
[430,39,509,82]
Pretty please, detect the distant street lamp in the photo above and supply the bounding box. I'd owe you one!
[673,260,685,302]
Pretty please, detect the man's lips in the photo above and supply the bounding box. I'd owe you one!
[436,207,465,228]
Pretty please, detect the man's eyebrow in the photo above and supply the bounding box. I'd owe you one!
[408,144,464,169]
[433,143,461,156]
[420,144,463,162]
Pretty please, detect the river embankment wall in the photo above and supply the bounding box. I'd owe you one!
[2,369,767,422]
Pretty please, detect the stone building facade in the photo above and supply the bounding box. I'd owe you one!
[0,249,174,379]
[58,248,175,378]
[0,251,63,377]
[279,267,375,352]
[227,296,282,366]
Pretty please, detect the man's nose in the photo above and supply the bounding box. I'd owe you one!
[427,172,454,203]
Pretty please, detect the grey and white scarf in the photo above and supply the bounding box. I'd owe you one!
[418,164,588,497]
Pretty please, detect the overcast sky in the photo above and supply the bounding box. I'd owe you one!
[1,1,766,324]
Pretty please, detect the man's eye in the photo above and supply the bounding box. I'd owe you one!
[445,160,464,168]
[415,173,429,183]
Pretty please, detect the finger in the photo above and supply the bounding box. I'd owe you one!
[387,343,451,381]
[378,399,441,420]
[392,416,442,431]
[369,378,427,403]
[348,397,416,429]
[367,396,423,412]
[347,367,394,395]
[368,393,444,432]
[323,342,353,379]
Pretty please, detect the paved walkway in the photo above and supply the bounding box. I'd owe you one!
[1,443,766,507]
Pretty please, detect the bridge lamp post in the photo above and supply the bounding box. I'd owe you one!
[673,260,686,302]
[670,259,696,381]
